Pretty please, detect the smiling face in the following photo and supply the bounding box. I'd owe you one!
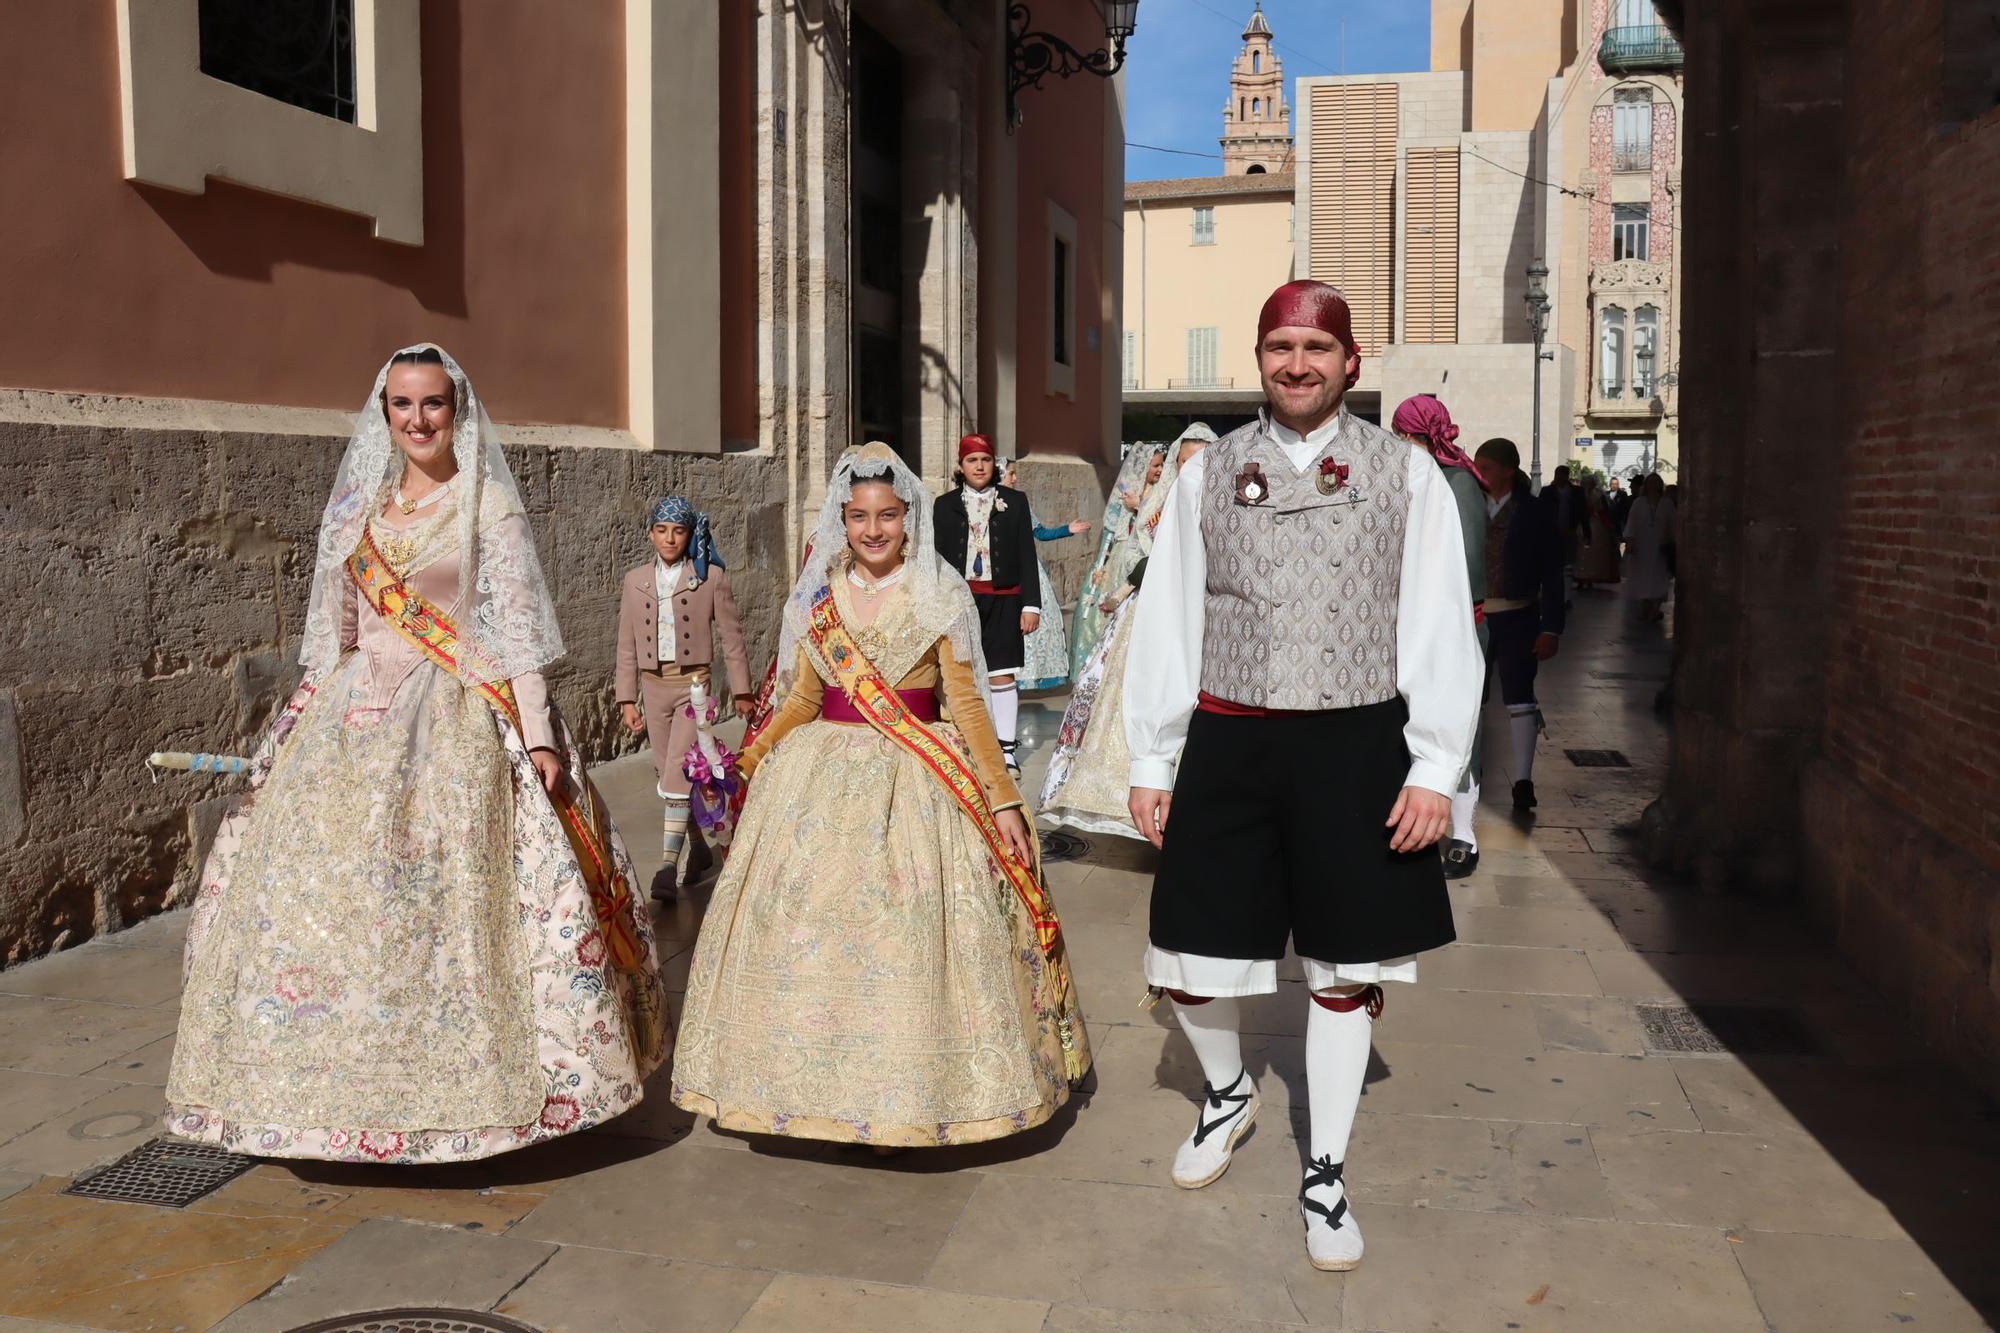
[650,522,690,564]
[1257,325,1353,434]
[1146,452,1165,484]
[383,362,458,472]
[844,478,908,574]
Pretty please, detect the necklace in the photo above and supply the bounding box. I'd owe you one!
[846,563,907,596]
[394,477,455,515]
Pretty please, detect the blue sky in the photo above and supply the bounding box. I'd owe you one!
[1122,0,1431,180]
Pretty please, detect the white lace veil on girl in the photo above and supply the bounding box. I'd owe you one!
[775,442,991,707]
[1136,421,1219,547]
[298,343,565,686]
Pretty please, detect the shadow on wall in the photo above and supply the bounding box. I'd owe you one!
[133,0,470,316]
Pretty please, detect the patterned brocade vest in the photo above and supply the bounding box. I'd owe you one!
[1198,411,1412,711]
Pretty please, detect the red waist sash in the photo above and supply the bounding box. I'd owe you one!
[1196,690,1324,719]
[823,685,939,725]
[965,580,1023,596]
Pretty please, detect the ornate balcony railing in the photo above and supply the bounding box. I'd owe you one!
[1167,377,1235,389]
[1599,25,1685,74]
[1612,146,1653,173]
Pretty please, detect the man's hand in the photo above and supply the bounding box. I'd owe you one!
[1385,786,1449,853]
[1021,609,1042,634]
[1129,787,1173,849]
[1534,632,1560,661]
[734,694,756,721]
[530,748,566,796]
[620,702,645,735]
[996,808,1036,866]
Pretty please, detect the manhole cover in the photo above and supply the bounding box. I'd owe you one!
[1636,1003,1823,1057]
[1565,748,1631,768]
[1040,830,1091,862]
[286,1312,543,1333]
[62,1137,255,1209]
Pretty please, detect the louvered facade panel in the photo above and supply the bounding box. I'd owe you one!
[1403,146,1460,344]
[1307,83,1398,355]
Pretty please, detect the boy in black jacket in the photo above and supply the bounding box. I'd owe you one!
[1472,438,1566,812]
[932,433,1040,776]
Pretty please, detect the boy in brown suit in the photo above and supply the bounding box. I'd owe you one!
[616,495,753,899]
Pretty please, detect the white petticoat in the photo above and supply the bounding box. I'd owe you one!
[1144,946,1419,997]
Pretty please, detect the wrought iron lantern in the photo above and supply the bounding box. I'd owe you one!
[1007,1,1142,132]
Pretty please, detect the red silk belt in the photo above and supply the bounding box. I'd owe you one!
[823,685,939,725]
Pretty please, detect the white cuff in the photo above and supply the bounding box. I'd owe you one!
[1403,761,1459,799]
[1129,759,1177,792]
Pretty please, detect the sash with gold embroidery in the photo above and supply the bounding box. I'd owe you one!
[347,529,645,975]
[804,583,1086,1079]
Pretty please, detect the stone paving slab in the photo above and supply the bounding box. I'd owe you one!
[0,596,1995,1330]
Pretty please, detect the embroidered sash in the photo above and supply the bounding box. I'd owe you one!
[347,530,645,973]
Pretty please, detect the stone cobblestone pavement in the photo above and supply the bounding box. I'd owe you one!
[1,595,1995,1331]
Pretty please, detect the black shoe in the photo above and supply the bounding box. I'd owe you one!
[1441,839,1479,879]
[683,834,715,886]
[1512,780,1537,812]
[649,863,680,902]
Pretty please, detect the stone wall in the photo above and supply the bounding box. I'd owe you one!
[1013,453,1113,626]
[1655,0,2000,1100]
[0,418,786,963]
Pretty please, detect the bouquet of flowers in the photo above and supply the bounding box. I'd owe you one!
[682,680,746,850]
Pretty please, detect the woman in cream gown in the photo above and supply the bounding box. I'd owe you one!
[1040,425,1214,838]
[164,346,669,1164]
[1067,444,1164,679]
[671,444,1090,1147]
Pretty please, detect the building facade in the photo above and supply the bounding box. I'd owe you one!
[1291,0,1682,479]
[0,0,1124,963]
[1219,5,1293,176]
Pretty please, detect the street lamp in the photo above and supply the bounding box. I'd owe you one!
[1007,1,1142,132]
[1523,258,1553,489]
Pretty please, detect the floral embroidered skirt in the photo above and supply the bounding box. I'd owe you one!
[672,718,1088,1146]
[164,659,671,1164]
[1039,599,1144,839]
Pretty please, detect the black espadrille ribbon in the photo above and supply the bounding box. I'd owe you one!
[1300,1154,1350,1229]
[1191,1070,1253,1146]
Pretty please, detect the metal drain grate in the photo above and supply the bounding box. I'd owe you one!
[1565,748,1632,768]
[62,1137,255,1209]
[1637,1003,1824,1057]
[1040,830,1091,862]
[287,1312,544,1333]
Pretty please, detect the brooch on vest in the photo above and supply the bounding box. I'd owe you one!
[1315,457,1352,497]
[1234,461,1271,506]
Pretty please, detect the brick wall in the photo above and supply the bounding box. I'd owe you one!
[1661,0,2000,1099]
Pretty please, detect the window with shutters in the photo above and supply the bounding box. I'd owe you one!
[1123,330,1138,389]
[1402,147,1459,344]
[1186,327,1220,387]
[1612,89,1653,172]
[1306,83,1397,355]
[1192,206,1216,245]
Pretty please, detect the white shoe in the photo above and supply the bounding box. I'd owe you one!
[1171,1071,1259,1189]
[1301,1155,1364,1271]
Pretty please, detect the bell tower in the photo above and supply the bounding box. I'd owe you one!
[1221,3,1293,175]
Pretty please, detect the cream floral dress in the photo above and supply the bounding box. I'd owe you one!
[671,575,1089,1146]
[165,503,670,1163]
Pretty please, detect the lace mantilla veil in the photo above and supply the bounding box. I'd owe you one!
[298,343,564,685]
[776,442,992,709]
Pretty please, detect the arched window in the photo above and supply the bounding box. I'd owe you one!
[1247,163,1267,174]
[1238,97,1245,121]
[1600,306,1627,399]
[1252,50,1262,73]
[1252,97,1262,117]
[1633,306,1660,396]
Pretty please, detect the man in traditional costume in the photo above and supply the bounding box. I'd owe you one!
[1471,438,1567,813]
[934,433,1041,776]
[1125,281,1483,1270]
[615,495,752,899]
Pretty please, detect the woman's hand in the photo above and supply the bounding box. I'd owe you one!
[1121,490,1140,513]
[530,748,566,796]
[1070,519,1093,535]
[996,808,1036,866]
[734,694,756,721]
[620,702,645,735]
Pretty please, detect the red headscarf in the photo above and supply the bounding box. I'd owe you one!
[958,433,995,463]
[1256,280,1362,388]
[1391,394,1488,491]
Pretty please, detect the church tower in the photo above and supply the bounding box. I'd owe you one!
[1220,3,1293,175]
